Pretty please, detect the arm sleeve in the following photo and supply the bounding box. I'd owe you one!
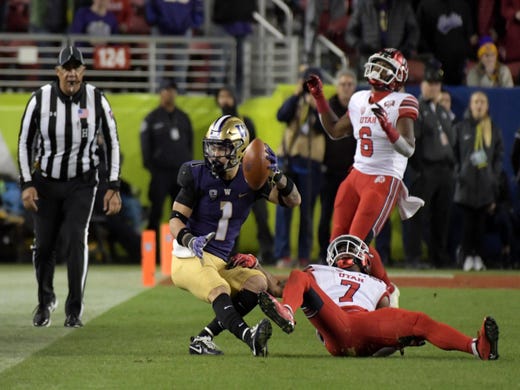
[98,91,121,187]
[175,162,196,208]
[398,95,419,121]
[17,93,39,188]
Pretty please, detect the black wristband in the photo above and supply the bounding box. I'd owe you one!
[277,192,288,207]
[272,170,283,183]
[279,177,294,197]
[177,227,193,246]
[108,180,121,190]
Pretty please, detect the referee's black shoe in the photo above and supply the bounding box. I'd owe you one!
[32,298,58,327]
[64,314,83,328]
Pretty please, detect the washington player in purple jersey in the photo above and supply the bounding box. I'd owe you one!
[169,115,301,356]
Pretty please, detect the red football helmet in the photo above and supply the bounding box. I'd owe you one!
[326,234,371,274]
[364,48,409,92]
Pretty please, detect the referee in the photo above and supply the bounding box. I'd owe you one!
[18,46,122,328]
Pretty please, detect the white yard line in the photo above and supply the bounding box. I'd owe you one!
[0,264,147,374]
[388,271,455,279]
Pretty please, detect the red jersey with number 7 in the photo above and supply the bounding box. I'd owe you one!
[308,264,388,312]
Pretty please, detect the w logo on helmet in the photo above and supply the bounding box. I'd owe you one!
[234,123,247,138]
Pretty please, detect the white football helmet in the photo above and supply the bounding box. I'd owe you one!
[364,48,409,92]
[326,234,371,274]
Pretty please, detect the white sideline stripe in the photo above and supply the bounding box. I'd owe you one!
[0,264,145,374]
[388,272,455,279]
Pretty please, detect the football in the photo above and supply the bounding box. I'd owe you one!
[242,138,270,190]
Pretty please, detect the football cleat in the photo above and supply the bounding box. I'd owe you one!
[32,298,58,327]
[64,314,83,328]
[258,291,295,334]
[476,316,499,360]
[463,256,475,271]
[250,318,272,357]
[189,336,223,355]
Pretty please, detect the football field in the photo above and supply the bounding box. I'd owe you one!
[1,264,519,389]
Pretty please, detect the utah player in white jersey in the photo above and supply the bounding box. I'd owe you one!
[258,234,500,360]
[305,48,423,303]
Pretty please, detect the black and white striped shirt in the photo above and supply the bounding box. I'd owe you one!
[18,82,120,189]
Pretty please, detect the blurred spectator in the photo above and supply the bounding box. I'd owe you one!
[212,0,255,100]
[70,0,120,49]
[453,90,504,271]
[482,169,515,269]
[439,89,459,125]
[317,68,357,263]
[512,127,520,182]
[94,136,142,262]
[273,0,305,35]
[123,0,150,35]
[303,0,349,66]
[215,86,275,264]
[466,37,514,87]
[0,130,19,183]
[0,2,7,31]
[29,0,68,33]
[4,0,29,32]
[499,0,520,62]
[346,0,419,77]
[107,0,131,32]
[416,0,478,85]
[72,0,92,13]
[114,0,150,88]
[28,0,69,81]
[403,60,456,269]
[275,66,326,268]
[140,80,194,261]
[0,133,24,217]
[478,0,504,42]
[0,129,29,261]
[145,0,203,92]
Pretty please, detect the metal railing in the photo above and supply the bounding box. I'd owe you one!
[0,0,349,96]
[0,33,237,94]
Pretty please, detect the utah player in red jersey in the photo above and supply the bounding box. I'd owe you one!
[258,234,499,360]
[305,48,423,305]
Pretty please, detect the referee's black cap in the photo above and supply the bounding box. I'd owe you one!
[57,46,85,67]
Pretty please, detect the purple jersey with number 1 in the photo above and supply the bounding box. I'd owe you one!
[176,160,270,260]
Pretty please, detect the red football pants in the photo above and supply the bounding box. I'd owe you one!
[283,269,474,357]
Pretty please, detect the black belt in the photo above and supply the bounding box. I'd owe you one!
[36,169,96,183]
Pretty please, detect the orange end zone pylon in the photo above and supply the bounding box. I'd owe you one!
[160,223,173,276]
[141,229,156,287]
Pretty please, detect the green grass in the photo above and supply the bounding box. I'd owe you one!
[1,265,519,389]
